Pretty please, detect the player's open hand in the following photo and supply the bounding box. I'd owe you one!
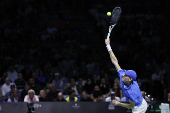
[105,38,110,45]
[112,100,119,106]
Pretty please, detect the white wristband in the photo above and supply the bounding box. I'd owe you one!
[106,45,112,52]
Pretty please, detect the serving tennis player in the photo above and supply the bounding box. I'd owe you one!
[105,38,147,113]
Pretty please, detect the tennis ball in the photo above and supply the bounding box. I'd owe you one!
[107,12,111,16]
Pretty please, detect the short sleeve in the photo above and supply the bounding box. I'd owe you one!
[118,69,125,79]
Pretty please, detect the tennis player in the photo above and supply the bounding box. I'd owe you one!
[105,38,147,113]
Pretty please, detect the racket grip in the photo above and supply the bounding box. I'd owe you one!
[107,32,110,40]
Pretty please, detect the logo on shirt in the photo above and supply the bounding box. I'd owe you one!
[72,103,80,109]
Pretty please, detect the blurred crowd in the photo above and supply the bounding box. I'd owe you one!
[1,0,170,103]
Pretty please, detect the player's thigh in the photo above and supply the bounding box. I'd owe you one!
[132,105,147,113]
[132,108,146,113]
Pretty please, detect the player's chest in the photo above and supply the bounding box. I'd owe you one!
[122,88,130,99]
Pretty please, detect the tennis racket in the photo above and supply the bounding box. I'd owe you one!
[107,7,122,40]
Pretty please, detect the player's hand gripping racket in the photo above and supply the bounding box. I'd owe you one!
[107,7,122,40]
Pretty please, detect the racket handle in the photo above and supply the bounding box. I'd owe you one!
[107,32,110,40]
[107,24,117,40]
[112,24,117,28]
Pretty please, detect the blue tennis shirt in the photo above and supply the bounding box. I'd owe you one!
[118,69,143,107]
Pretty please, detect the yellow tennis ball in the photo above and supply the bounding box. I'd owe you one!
[107,12,111,16]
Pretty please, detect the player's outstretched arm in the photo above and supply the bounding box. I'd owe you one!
[112,100,135,109]
[105,39,121,72]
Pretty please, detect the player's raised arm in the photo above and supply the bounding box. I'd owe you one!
[105,38,121,72]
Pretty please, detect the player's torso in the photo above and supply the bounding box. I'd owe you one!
[120,81,143,106]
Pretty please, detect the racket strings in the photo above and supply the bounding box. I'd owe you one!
[107,7,121,40]
[111,8,121,25]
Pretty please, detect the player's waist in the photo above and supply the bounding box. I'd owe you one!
[134,98,146,107]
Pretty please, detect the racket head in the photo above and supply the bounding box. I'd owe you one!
[110,7,122,25]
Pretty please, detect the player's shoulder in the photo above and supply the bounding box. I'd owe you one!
[132,81,140,88]
[129,81,138,89]
[128,82,140,94]
[118,69,127,75]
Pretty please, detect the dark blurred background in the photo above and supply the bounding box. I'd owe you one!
[0,0,170,102]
